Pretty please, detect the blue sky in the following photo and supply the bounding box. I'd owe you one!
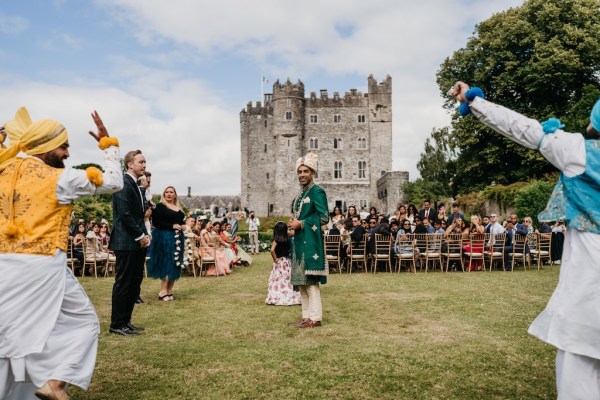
[0,0,523,197]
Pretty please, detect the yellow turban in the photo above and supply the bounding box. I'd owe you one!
[0,107,69,171]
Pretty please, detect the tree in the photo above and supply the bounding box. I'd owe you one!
[416,127,457,197]
[514,180,556,225]
[71,163,114,224]
[436,0,600,194]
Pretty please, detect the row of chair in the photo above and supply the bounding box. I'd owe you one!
[324,232,553,273]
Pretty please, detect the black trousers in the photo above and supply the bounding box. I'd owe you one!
[111,249,146,329]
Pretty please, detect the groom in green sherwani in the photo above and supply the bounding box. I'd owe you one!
[288,153,329,328]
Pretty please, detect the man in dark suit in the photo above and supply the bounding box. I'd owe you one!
[109,150,150,336]
[419,200,437,224]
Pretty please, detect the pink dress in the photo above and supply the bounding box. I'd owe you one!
[200,230,232,276]
[265,240,301,306]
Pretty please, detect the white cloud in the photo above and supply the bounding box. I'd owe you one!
[96,0,523,181]
[0,72,241,197]
[1,0,526,200]
[0,13,29,34]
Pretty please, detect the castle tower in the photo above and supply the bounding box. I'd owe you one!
[367,74,392,207]
[270,79,305,215]
[240,98,273,216]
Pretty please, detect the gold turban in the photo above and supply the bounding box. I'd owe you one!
[295,152,318,173]
[0,107,69,171]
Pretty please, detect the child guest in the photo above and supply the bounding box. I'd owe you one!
[265,222,301,306]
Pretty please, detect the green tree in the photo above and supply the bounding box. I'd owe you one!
[514,180,556,225]
[416,127,456,197]
[436,0,600,194]
[71,163,114,224]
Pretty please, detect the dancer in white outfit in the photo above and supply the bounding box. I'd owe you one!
[452,81,600,399]
[0,107,122,400]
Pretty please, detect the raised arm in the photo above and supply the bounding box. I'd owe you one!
[56,111,123,204]
[451,82,585,177]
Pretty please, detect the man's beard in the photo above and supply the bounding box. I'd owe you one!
[44,152,65,168]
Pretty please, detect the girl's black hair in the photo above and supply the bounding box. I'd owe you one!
[273,221,288,243]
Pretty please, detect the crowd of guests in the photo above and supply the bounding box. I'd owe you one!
[323,201,566,272]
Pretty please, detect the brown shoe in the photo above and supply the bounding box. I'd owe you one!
[298,319,322,328]
[289,318,310,327]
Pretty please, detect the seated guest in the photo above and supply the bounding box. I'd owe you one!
[368,217,391,255]
[422,218,435,233]
[447,203,465,226]
[433,221,445,234]
[413,216,428,234]
[390,219,400,239]
[98,222,111,251]
[395,204,408,222]
[85,222,115,262]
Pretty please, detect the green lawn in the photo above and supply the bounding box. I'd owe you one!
[72,255,559,399]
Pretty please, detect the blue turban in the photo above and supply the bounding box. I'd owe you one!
[591,98,600,131]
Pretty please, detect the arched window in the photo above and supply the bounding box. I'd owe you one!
[358,160,367,179]
[309,137,319,150]
[334,138,342,149]
[334,161,343,179]
[357,137,367,149]
[285,111,292,120]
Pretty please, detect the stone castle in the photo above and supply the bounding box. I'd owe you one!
[240,75,408,217]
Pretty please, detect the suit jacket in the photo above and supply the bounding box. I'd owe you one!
[109,174,148,251]
[419,208,437,223]
[350,225,367,246]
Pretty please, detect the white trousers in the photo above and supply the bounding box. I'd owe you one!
[249,231,259,253]
[299,284,322,322]
[0,268,99,399]
[556,350,600,400]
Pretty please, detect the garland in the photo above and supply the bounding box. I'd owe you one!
[98,136,119,150]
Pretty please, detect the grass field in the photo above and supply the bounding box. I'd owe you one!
[72,254,559,399]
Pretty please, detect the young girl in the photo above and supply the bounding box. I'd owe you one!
[265,222,301,306]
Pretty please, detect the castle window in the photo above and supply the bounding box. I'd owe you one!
[264,120,267,127]
[264,144,267,153]
[334,114,341,123]
[285,111,293,120]
[334,161,343,179]
[358,160,367,179]
[309,137,319,150]
[266,173,270,181]
[357,137,367,149]
[359,199,368,210]
[357,115,366,123]
[309,115,318,124]
[287,139,290,147]
[334,138,342,149]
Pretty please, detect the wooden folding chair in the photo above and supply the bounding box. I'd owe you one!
[443,233,464,272]
[485,233,506,271]
[464,233,486,272]
[395,233,417,273]
[324,235,342,273]
[82,236,107,278]
[200,246,217,276]
[348,234,369,273]
[529,232,552,270]
[508,234,529,271]
[371,234,392,273]
[66,237,81,276]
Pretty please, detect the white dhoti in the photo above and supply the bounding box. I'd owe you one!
[528,230,600,398]
[0,251,99,399]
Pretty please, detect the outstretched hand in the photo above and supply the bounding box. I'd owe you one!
[449,81,471,103]
[88,111,109,142]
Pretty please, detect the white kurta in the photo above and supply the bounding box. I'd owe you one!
[0,146,122,399]
[470,97,600,396]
